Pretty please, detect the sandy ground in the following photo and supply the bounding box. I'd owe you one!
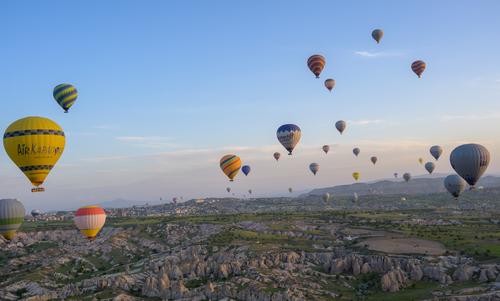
[358,237,446,255]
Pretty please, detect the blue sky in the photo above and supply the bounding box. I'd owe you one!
[1,1,500,210]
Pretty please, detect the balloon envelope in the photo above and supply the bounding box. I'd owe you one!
[273,152,281,161]
[226,187,231,193]
[288,187,293,193]
[411,60,426,78]
[444,175,467,198]
[322,193,330,202]
[74,205,106,240]
[307,54,326,78]
[430,145,443,161]
[242,165,251,176]
[371,156,378,165]
[277,124,301,155]
[425,162,435,174]
[220,154,242,181]
[322,145,330,154]
[352,172,360,181]
[3,116,65,191]
[353,148,360,157]
[450,143,490,186]
[0,199,25,240]
[403,173,411,182]
[371,29,384,43]
[418,158,424,164]
[335,120,346,134]
[309,163,320,175]
[324,79,335,92]
[394,173,398,178]
[53,84,78,113]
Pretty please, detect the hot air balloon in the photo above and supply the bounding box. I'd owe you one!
[53,84,78,113]
[273,152,281,161]
[277,124,301,155]
[248,189,252,194]
[31,209,42,217]
[322,145,330,154]
[242,165,251,176]
[309,163,320,175]
[353,192,359,203]
[3,116,65,192]
[353,148,360,157]
[418,158,424,165]
[0,199,25,240]
[324,79,335,92]
[74,205,106,240]
[425,162,435,174]
[444,175,467,199]
[226,187,231,193]
[450,144,490,187]
[352,172,360,181]
[335,120,346,135]
[394,173,398,178]
[322,193,330,202]
[288,187,293,193]
[430,145,443,161]
[371,29,384,44]
[172,197,178,204]
[220,154,241,181]
[307,54,326,78]
[403,173,411,182]
[370,156,378,165]
[411,60,426,78]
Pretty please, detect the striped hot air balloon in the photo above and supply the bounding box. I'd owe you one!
[53,84,78,113]
[450,144,490,187]
[411,60,426,78]
[3,117,65,192]
[277,124,301,155]
[307,55,326,78]
[74,205,106,240]
[220,154,242,181]
[0,199,25,240]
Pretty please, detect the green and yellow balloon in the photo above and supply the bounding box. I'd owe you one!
[53,84,78,113]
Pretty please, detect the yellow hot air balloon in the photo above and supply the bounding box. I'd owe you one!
[3,117,65,192]
[352,172,360,181]
[418,158,424,164]
[220,154,241,181]
[74,205,106,240]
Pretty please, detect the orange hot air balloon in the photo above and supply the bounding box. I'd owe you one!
[220,154,241,181]
[324,79,335,92]
[411,60,426,78]
[307,55,326,78]
[74,205,106,240]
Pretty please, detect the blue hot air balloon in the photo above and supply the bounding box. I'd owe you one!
[277,124,301,155]
[242,165,251,176]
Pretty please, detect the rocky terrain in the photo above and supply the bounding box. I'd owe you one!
[1,210,500,300]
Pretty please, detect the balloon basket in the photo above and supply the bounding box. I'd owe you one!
[31,187,45,193]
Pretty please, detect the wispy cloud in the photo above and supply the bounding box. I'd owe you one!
[441,113,500,121]
[348,119,385,126]
[115,136,178,148]
[354,51,402,58]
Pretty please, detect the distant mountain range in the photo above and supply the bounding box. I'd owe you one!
[306,175,500,197]
[98,198,163,209]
